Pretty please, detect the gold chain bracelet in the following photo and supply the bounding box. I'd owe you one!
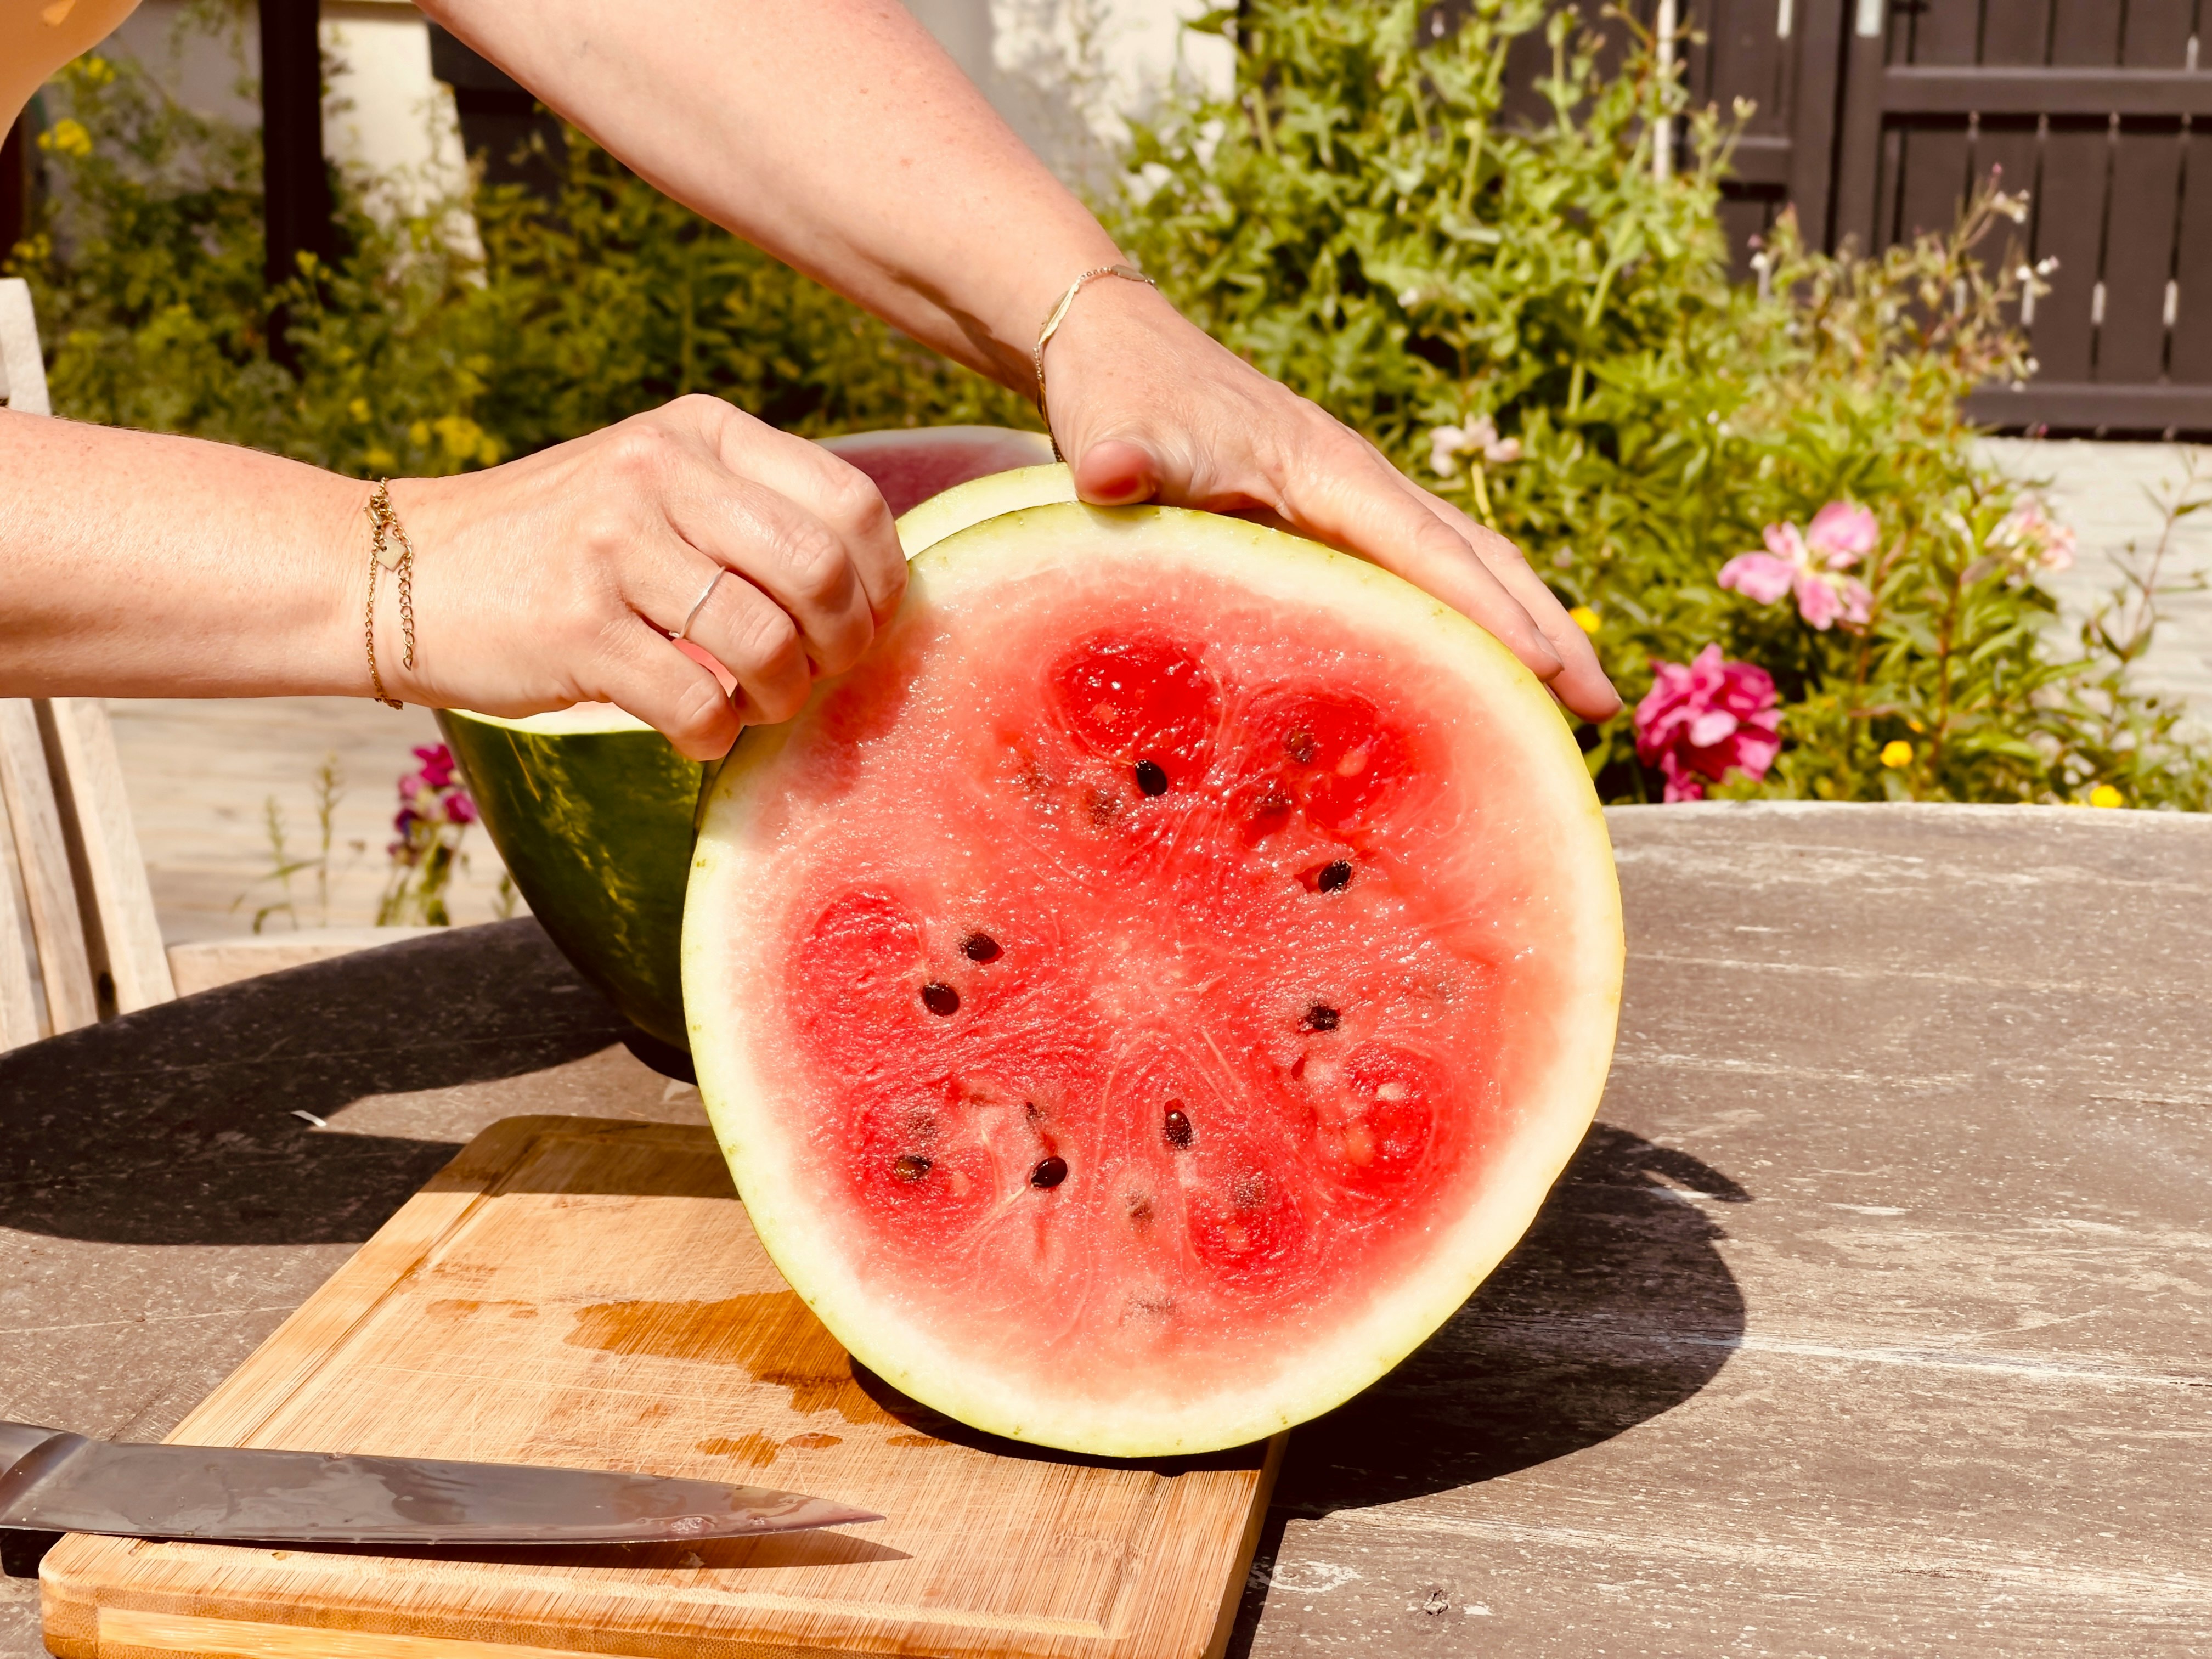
[363,479,416,709]
[1032,263,1155,460]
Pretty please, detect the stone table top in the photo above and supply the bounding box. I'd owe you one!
[2,802,2207,1658]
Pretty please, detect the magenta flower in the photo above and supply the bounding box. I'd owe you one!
[1634,645,1783,802]
[413,744,458,791]
[1719,501,1876,630]
[390,743,476,859]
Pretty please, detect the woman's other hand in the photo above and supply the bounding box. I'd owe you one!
[1039,279,1622,724]
[394,395,904,759]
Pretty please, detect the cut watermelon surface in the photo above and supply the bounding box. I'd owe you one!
[687,504,1622,1455]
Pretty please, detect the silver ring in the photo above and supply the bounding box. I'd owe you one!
[676,569,727,642]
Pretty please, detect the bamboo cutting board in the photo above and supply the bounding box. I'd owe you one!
[40,1116,1283,1659]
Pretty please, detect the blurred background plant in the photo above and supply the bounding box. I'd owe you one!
[10,0,2209,809]
[233,751,350,932]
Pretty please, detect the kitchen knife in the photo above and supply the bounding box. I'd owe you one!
[0,1421,881,1545]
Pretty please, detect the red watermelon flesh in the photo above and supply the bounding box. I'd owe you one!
[821,425,1057,516]
[687,504,1621,1455]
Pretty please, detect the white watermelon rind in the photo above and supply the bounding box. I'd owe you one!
[896,461,1076,556]
[686,501,1624,1458]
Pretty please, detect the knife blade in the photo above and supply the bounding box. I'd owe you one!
[0,1421,881,1545]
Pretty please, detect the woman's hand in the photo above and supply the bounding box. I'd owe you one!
[1039,279,1622,723]
[395,396,905,758]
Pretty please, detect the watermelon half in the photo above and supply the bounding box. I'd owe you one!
[439,433,1074,1052]
[685,503,1624,1456]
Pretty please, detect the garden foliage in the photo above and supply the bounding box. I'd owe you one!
[10,0,2209,808]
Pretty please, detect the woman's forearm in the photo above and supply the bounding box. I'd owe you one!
[0,410,363,698]
[420,0,1120,390]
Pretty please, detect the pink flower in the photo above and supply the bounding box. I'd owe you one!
[1993,498,2076,573]
[1719,501,1878,630]
[1717,550,1795,604]
[1634,645,1783,802]
[1805,500,1877,565]
[445,791,477,826]
[1794,572,1872,631]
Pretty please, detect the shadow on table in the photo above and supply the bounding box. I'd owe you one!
[1229,1122,1751,1652]
[0,920,631,1248]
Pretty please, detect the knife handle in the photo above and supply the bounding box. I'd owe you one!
[0,1424,67,1479]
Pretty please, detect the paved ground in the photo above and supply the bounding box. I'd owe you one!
[1976,438,2212,719]
[107,697,517,945]
[99,441,2212,952]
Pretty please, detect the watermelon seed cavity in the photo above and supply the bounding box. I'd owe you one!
[893,1154,933,1182]
[1301,1003,1341,1032]
[962,933,1001,963]
[1285,728,1317,765]
[921,982,961,1017]
[1317,860,1353,892]
[1163,1104,1194,1149]
[1031,1156,1069,1189]
[1134,760,1169,797]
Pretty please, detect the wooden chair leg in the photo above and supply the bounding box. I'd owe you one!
[0,811,40,1049]
[0,700,100,1034]
[41,698,176,1013]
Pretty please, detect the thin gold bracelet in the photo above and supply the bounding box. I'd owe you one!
[1032,263,1155,460]
[362,479,416,709]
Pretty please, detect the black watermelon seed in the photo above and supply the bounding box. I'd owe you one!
[1284,727,1317,765]
[893,1153,933,1182]
[1316,860,1353,893]
[962,933,1002,963]
[1301,1003,1341,1032]
[1134,759,1170,797]
[1031,1156,1069,1189]
[1163,1104,1194,1149]
[921,981,960,1017]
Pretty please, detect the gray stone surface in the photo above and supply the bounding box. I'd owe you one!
[2,806,2208,1656]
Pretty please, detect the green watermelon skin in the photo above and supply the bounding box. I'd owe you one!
[437,709,699,1048]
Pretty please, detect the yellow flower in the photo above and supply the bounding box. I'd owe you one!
[37,119,92,158]
[79,56,115,86]
[2089,783,2124,809]
[364,445,397,472]
[407,421,431,448]
[348,397,371,423]
[1568,605,1600,634]
[1880,740,1912,769]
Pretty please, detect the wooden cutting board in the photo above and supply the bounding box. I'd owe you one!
[40,1115,1283,1659]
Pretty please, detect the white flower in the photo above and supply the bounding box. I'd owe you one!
[1427,415,1521,478]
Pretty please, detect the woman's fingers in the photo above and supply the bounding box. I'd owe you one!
[593,613,748,761]
[611,402,887,682]
[1406,476,1621,720]
[691,399,909,628]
